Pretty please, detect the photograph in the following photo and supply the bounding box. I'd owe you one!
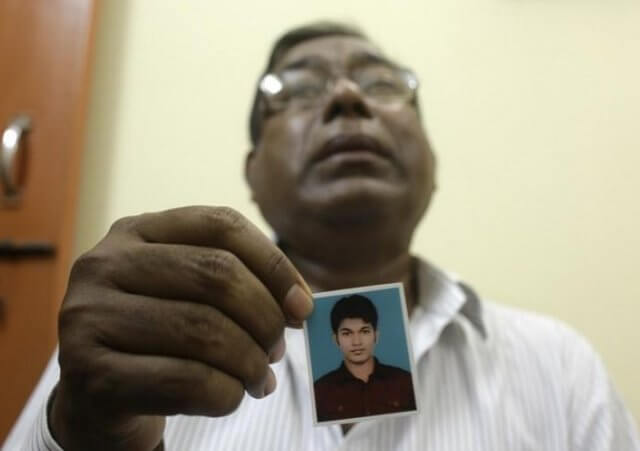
[304,283,419,425]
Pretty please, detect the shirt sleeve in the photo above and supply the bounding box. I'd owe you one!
[17,391,64,451]
[566,332,640,451]
[2,348,64,451]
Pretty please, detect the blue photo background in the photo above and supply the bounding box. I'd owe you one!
[307,286,412,382]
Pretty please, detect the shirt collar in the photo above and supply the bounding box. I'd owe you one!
[410,258,487,360]
[415,258,486,337]
[456,280,487,338]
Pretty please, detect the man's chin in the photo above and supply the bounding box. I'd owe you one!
[347,355,372,365]
[301,177,406,218]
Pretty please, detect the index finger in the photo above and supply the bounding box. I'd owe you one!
[111,206,314,324]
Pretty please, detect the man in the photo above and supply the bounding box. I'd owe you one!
[314,295,416,422]
[10,21,639,451]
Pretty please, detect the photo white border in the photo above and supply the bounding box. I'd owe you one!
[303,282,420,426]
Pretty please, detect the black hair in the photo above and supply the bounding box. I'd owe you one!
[330,294,378,333]
[248,21,367,146]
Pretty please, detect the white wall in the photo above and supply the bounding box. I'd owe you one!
[75,0,640,423]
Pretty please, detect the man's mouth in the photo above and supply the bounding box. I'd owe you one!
[312,134,392,165]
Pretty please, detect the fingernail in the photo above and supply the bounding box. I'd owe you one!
[283,284,314,320]
[264,368,277,396]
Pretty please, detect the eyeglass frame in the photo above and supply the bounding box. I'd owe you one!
[257,62,420,113]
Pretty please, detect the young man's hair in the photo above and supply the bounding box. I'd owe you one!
[248,21,367,146]
[330,294,378,333]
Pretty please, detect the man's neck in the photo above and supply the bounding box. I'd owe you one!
[344,358,375,383]
[284,246,418,315]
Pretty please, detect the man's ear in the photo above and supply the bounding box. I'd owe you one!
[374,330,379,344]
[245,148,257,201]
[333,333,339,346]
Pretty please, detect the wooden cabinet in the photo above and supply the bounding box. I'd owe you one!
[0,0,99,442]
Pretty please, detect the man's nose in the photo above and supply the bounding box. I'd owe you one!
[322,78,373,123]
[352,333,362,345]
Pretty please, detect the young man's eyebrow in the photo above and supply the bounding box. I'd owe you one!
[338,324,373,333]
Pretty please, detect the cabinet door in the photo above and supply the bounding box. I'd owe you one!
[0,0,98,442]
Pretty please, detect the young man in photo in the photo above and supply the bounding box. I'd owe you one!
[313,295,416,422]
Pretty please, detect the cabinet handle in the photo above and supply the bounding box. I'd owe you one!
[0,239,55,259]
[1,114,32,202]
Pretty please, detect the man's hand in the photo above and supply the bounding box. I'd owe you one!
[49,206,313,451]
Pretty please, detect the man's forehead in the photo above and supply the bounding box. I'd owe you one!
[338,317,373,329]
[274,35,386,72]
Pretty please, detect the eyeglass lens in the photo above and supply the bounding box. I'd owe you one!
[273,64,413,108]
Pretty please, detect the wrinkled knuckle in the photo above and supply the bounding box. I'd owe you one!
[212,206,247,235]
[113,241,143,272]
[69,250,113,284]
[266,251,287,279]
[197,250,237,281]
[109,215,138,233]
[69,252,99,280]
[57,301,90,334]
[182,311,225,354]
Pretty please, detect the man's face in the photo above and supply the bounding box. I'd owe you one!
[246,35,436,245]
[334,317,378,365]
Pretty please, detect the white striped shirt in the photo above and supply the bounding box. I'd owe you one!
[7,259,639,450]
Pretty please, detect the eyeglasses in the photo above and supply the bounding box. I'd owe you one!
[258,64,419,111]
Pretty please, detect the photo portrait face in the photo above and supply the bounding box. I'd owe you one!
[334,317,378,365]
